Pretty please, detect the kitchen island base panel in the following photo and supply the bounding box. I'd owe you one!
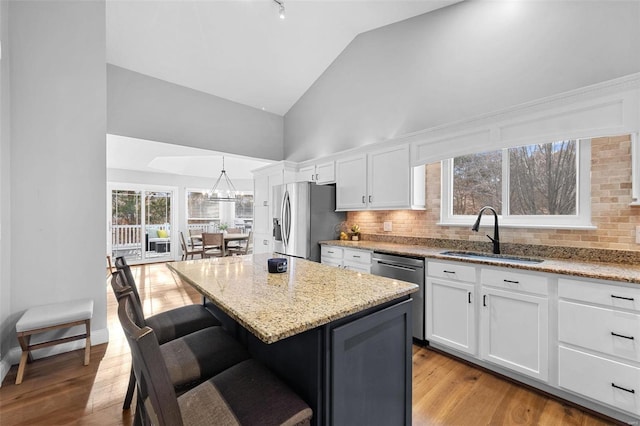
[208,297,413,426]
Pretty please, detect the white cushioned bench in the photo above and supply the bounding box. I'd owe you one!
[15,298,93,384]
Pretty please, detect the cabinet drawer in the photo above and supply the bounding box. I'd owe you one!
[559,346,640,415]
[559,278,640,312]
[343,249,372,265]
[343,262,371,274]
[321,245,343,260]
[559,300,640,362]
[427,261,475,283]
[322,258,342,268]
[481,268,548,296]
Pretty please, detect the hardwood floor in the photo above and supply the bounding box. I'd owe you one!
[0,263,617,425]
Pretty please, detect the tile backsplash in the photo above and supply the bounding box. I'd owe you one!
[348,135,640,253]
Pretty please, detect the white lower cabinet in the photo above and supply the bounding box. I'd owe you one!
[426,261,476,355]
[425,260,640,421]
[559,346,640,416]
[321,245,372,274]
[480,286,549,381]
[558,277,640,416]
[480,268,549,382]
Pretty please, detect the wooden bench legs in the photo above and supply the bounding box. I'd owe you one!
[15,318,91,385]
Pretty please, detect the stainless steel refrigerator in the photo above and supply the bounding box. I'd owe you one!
[272,182,345,262]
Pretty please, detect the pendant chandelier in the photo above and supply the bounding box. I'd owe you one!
[209,156,238,202]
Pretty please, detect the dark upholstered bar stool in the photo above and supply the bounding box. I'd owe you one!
[115,257,221,344]
[112,259,225,410]
[110,272,251,418]
[117,291,313,426]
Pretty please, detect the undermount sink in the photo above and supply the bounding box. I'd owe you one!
[440,251,544,265]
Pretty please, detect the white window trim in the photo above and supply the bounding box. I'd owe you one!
[439,139,595,230]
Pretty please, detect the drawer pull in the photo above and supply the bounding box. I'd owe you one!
[352,255,361,258]
[611,332,635,340]
[443,270,455,274]
[612,383,635,394]
[327,250,334,254]
[611,294,635,301]
[468,292,472,304]
[503,279,520,284]
[483,295,487,307]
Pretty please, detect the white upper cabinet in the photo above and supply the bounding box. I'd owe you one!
[297,161,335,185]
[335,155,368,210]
[252,162,296,254]
[336,145,425,211]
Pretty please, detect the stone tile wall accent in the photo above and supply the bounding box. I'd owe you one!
[348,135,640,258]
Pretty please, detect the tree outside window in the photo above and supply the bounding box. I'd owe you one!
[442,139,588,228]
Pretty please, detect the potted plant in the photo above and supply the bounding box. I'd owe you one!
[350,224,361,241]
[218,223,229,233]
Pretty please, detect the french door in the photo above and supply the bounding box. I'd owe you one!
[108,184,177,265]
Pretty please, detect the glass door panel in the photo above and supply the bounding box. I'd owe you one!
[144,191,172,261]
[111,190,143,263]
[110,187,175,264]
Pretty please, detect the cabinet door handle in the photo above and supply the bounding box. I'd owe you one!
[311,174,315,180]
[468,292,472,304]
[612,383,635,394]
[263,240,269,245]
[315,174,319,180]
[483,295,487,307]
[611,294,635,301]
[369,195,372,203]
[503,279,520,284]
[611,332,635,340]
[362,196,366,204]
[263,201,268,206]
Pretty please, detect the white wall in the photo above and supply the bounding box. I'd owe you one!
[3,0,108,372]
[107,65,285,161]
[284,0,640,162]
[0,0,11,379]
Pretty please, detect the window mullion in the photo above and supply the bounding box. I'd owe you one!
[502,148,509,217]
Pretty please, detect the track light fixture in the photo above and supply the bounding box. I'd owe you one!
[273,0,285,19]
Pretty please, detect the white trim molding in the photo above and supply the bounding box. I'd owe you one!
[632,133,640,206]
[403,73,640,166]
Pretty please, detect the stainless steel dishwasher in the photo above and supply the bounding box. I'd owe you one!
[371,252,425,341]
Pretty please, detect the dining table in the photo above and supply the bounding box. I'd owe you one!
[167,253,418,426]
[190,232,250,254]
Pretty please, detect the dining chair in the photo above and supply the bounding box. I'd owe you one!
[201,232,225,258]
[110,272,251,414]
[116,289,313,426]
[188,228,204,248]
[225,228,242,249]
[180,231,203,260]
[113,257,222,409]
[227,231,253,256]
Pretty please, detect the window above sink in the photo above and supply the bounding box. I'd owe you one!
[439,138,595,230]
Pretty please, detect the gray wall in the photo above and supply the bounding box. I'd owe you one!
[2,0,107,366]
[107,65,284,161]
[0,0,10,372]
[284,0,640,162]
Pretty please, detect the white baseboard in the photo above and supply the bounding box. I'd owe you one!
[0,327,109,387]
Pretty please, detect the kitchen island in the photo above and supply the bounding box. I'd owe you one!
[167,253,418,426]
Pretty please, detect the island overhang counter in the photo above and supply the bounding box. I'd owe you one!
[167,253,418,426]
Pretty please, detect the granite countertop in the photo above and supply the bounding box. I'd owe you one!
[320,240,640,284]
[167,253,418,344]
